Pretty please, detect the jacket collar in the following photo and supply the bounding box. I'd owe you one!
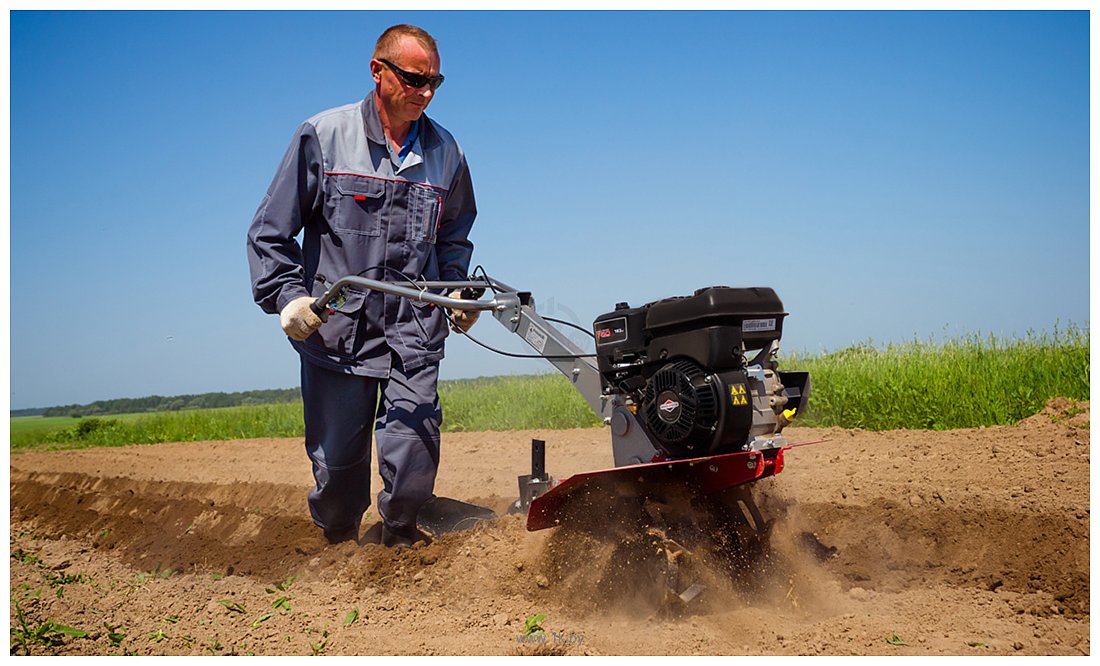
[361,92,388,146]
[361,92,428,172]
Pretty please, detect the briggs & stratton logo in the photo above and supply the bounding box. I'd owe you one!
[659,399,679,413]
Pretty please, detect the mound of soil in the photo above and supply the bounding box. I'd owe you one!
[9,400,1089,655]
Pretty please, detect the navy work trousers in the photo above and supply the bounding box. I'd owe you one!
[300,357,442,537]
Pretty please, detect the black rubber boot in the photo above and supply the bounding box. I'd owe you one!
[324,525,359,545]
[380,523,418,549]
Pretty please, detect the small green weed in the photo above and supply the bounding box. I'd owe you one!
[148,629,168,643]
[886,634,909,646]
[9,603,88,655]
[267,574,298,593]
[103,623,127,648]
[343,608,359,627]
[250,613,275,629]
[43,570,87,599]
[523,613,546,636]
[272,596,292,612]
[45,570,87,588]
[310,630,330,655]
[218,600,247,614]
[11,549,41,566]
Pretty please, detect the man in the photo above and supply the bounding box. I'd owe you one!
[247,24,478,548]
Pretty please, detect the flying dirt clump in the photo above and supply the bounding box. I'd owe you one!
[532,480,843,618]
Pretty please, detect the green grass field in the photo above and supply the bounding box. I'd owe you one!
[11,413,151,444]
[11,415,83,433]
[10,326,1089,451]
[788,325,1089,430]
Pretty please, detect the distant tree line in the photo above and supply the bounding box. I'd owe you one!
[10,408,49,417]
[33,388,302,418]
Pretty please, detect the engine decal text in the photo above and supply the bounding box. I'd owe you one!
[524,326,548,354]
[594,317,628,345]
[743,318,776,332]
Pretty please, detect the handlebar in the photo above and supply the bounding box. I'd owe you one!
[311,276,508,315]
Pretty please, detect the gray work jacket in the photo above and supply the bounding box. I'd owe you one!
[247,93,477,376]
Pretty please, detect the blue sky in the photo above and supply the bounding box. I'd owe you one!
[9,10,1090,410]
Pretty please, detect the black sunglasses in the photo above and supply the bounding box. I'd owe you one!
[379,59,445,91]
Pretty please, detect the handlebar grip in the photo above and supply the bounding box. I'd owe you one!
[309,301,327,318]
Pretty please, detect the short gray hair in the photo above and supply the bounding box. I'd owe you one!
[373,24,438,61]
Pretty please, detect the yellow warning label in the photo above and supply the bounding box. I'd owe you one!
[731,393,749,406]
[730,384,746,396]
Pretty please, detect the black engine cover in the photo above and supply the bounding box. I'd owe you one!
[594,286,787,382]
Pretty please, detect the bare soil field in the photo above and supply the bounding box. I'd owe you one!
[9,399,1089,655]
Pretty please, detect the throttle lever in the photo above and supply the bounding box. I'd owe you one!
[461,286,486,300]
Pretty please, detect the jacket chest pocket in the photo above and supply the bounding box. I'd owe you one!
[330,177,385,237]
[408,186,443,243]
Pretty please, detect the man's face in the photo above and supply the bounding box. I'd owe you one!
[371,37,441,126]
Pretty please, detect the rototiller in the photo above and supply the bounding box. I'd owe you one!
[312,273,813,605]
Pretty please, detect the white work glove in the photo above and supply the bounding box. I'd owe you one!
[280,296,328,341]
[447,290,480,333]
